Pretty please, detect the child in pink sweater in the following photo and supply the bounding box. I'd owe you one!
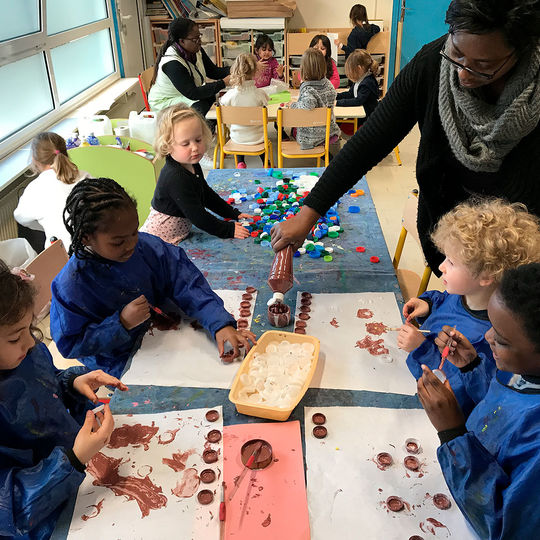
[253,34,284,88]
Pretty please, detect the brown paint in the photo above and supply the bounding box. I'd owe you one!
[404,456,420,471]
[330,317,339,328]
[157,428,180,445]
[197,489,214,505]
[205,409,219,422]
[433,493,451,510]
[299,305,311,313]
[376,452,393,468]
[162,449,195,472]
[365,322,387,335]
[240,300,251,308]
[220,350,236,364]
[245,286,257,294]
[268,302,291,327]
[295,320,307,328]
[355,336,389,356]
[203,449,218,464]
[81,498,105,521]
[108,423,159,451]
[200,469,216,484]
[207,429,222,443]
[294,328,306,334]
[301,292,312,299]
[356,308,374,319]
[312,413,326,425]
[190,320,203,331]
[262,513,272,527]
[171,468,200,498]
[237,318,249,328]
[313,426,327,439]
[405,439,420,454]
[386,496,404,512]
[242,293,253,300]
[87,452,167,518]
[239,309,251,317]
[298,313,310,320]
[241,439,273,470]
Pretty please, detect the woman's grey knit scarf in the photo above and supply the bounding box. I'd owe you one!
[438,39,540,172]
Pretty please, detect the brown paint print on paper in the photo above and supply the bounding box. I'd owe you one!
[157,428,180,445]
[356,308,374,319]
[365,322,386,335]
[162,449,195,472]
[355,335,389,356]
[108,422,159,451]
[171,468,200,498]
[87,452,167,518]
[330,317,339,328]
[81,498,105,521]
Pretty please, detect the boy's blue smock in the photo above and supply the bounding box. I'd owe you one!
[50,232,236,378]
[0,343,91,539]
[438,371,540,539]
[406,290,494,415]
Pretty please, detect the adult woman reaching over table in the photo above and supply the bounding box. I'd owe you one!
[149,18,230,117]
[271,0,540,273]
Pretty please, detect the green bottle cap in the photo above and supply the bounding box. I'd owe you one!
[324,255,333,262]
[328,231,339,238]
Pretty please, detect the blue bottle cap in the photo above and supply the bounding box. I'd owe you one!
[348,206,360,213]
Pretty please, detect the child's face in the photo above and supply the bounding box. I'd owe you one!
[313,40,327,56]
[0,309,34,370]
[438,244,489,296]
[257,44,274,61]
[170,117,206,167]
[83,206,139,263]
[485,291,540,375]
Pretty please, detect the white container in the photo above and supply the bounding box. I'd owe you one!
[78,115,113,137]
[128,111,156,144]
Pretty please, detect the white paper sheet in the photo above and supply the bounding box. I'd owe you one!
[123,289,257,388]
[304,406,478,540]
[68,407,223,540]
[296,292,417,395]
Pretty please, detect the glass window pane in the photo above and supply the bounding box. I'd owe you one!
[0,0,40,42]
[51,29,115,104]
[47,0,107,35]
[0,54,53,142]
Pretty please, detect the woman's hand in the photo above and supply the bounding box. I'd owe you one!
[120,295,150,330]
[238,213,254,220]
[417,365,465,432]
[73,370,129,404]
[215,326,257,359]
[402,297,429,322]
[435,326,478,368]
[334,39,343,49]
[72,404,115,464]
[397,322,426,352]
[233,223,250,239]
[270,206,320,252]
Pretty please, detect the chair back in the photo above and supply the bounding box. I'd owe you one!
[138,66,154,111]
[217,106,267,127]
[278,107,330,128]
[25,239,69,320]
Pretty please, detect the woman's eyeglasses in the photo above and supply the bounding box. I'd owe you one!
[439,47,515,80]
[183,34,202,43]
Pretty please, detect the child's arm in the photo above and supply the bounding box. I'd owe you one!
[289,89,318,111]
[270,58,284,80]
[329,60,340,89]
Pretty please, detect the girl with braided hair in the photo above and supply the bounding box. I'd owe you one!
[0,259,126,538]
[50,177,256,378]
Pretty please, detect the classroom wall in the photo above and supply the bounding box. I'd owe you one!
[288,0,393,31]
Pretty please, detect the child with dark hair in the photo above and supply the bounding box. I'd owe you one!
[309,34,340,89]
[0,259,126,538]
[417,263,540,538]
[50,177,256,378]
[335,4,380,58]
[253,33,284,88]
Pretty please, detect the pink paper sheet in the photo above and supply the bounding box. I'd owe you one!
[223,421,310,539]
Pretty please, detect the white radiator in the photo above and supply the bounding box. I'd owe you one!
[0,191,19,241]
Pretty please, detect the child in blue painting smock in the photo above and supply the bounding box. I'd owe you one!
[50,177,256,379]
[398,198,540,415]
[417,263,540,539]
[0,260,126,539]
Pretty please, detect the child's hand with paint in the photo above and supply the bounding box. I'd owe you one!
[417,365,465,433]
[73,403,115,464]
[397,321,426,352]
[120,294,151,330]
[402,297,430,322]
[434,326,478,368]
[215,326,257,360]
[73,370,129,404]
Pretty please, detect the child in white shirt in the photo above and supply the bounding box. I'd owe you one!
[219,53,268,168]
[14,132,89,250]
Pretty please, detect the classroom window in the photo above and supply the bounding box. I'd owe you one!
[0,0,118,159]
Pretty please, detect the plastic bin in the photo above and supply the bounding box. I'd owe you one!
[222,31,251,41]
[222,41,252,59]
[229,330,320,421]
[200,26,215,43]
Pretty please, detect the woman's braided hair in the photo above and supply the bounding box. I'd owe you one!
[63,177,137,259]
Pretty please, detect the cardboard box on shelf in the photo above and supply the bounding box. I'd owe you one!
[227,0,296,18]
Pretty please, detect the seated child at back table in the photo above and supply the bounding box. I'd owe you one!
[50,177,256,379]
[417,263,540,539]
[399,198,540,415]
[310,34,340,89]
[253,33,284,88]
[0,260,126,538]
[140,104,252,245]
[289,48,340,150]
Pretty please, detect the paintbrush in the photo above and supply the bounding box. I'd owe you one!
[439,325,457,370]
[149,304,175,322]
[228,442,262,502]
[385,326,431,333]
[219,482,226,539]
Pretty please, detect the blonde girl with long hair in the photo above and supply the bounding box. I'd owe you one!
[140,104,253,243]
[219,53,268,168]
[14,132,90,249]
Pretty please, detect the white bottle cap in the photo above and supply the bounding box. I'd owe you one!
[267,292,284,306]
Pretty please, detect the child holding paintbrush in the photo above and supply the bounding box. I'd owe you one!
[417,263,540,539]
[398,198,540,414]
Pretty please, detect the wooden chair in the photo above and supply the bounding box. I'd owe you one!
[277,107,331,168]
[25,239,69,321]
[215,106,274,169]
[392,190,432,301]
[138,66,154,112]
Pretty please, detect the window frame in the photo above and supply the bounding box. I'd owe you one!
[0,0,120,159]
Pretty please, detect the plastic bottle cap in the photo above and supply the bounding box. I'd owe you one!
[325,247,333,253]
[356,246,365,252]
[328,231,339,238]
[323,255,333,262]
[348,206,360,213]
[267,292,284,306]
[298,247,306,254]
[308,250,321,258]
[261,240,271,247]
[305,244,315,252]
[370,256,380,263]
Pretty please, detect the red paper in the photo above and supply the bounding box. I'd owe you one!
[223,421,310,539]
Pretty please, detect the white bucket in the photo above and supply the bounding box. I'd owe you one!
[128,111,156,144]
[78,115,113,137]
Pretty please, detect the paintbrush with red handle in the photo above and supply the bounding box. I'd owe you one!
[227,442,262,502]
[149,303,175,322]
[439,325,457,370]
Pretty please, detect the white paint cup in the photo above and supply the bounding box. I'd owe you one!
[114,126,129,137]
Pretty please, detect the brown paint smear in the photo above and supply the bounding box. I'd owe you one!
[355,336,389,356]
[262,514,272,527]
[157,428,180,445]
[356,308,374,319]
[108,423,159,451]
[81,498,104,521]
[171,468,200,498]
[162,449,195,472]
[87,452,167,518]
[365,322,387,335]
[330,317,339,328]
